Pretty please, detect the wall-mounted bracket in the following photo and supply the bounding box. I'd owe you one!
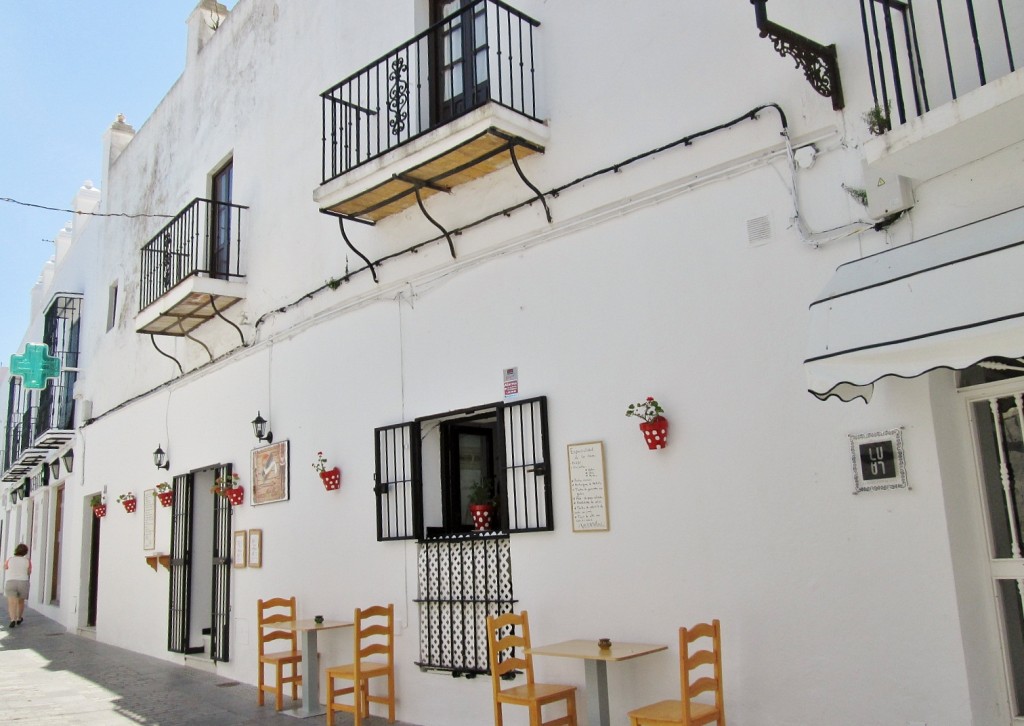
[509,145,552,224]
[338,216,379,283]
[209,295,246,347]
[751,0,844,110]
[151,335,183,376]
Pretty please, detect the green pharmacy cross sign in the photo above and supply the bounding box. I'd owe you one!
[10,343,62,391]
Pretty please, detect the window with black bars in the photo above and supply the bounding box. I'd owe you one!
[39,295,82,433]
[374,396,551,541]
[414,531,514,674]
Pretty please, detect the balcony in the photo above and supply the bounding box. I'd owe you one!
[859,0,1024,180]
[2,296,80,482]
[314,0,548,224]
[136,198,247,336]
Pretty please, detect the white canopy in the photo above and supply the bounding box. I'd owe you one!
[805,206,1024,402]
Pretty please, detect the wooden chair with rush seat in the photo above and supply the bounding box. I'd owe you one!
[257,596,304,711]
[325,603,396,726]
[486,610,578,726]
[627,619,725,726]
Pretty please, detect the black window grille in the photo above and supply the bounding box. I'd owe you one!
[374,396,552,541]
[39,295,81,434]
[375,421,423,541]
[414,531,514,674]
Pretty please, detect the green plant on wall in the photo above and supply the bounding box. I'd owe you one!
[862,103,891,136]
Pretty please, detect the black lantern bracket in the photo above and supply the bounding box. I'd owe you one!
[252,411,273,444]
[153,444,170,470]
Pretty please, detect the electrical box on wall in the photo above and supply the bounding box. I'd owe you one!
[864,168,915,219]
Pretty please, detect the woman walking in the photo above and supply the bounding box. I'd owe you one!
[5,543,31,628]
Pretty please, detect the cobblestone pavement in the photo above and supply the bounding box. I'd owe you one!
[0,612,421,725]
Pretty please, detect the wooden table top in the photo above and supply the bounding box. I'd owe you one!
[527,639,668,662]
[275,619,353,633]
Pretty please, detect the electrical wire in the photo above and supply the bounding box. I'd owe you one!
[1,196,174,219]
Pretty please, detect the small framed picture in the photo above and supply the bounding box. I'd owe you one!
[849,428,909,494]
[247,529,263,568]
[251,441,289,505]
[233,530,247,569]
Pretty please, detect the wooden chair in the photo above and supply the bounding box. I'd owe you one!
[325,604,395,726]
[627,620,725,726]
[257,596,303,711]
[486,610,577,726]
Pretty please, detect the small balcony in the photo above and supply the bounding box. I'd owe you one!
[136,198,247,336]
[859,0,1024,179]
[314,0,548,224]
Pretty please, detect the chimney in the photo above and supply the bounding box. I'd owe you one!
[54,220,73,266]
[70,180,101,245]
[101,114,135,196]
[187,0,229,63]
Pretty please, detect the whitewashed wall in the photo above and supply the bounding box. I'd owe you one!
[15,0,1023,724]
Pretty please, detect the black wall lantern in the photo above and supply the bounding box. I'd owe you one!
[48,459,60,480]
[61,449,74,473]
[153,444,170,470]
[252,411,273,444]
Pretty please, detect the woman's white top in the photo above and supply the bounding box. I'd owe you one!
[5,555,30,581]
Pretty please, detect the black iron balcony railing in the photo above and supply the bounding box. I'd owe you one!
[861,0,1020,128]
[139,198,246,311]
[321,0,541,184]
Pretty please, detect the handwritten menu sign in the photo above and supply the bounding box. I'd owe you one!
[143,489,156,550]
[567,441,609,532]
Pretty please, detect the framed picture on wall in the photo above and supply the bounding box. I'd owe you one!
[251,440,289,505]
[233,530,247,568]
[248,529,263,568]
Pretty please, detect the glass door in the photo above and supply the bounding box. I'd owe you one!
[973,390,1024,716]
[431,0,490,123]
[209,162,233,279]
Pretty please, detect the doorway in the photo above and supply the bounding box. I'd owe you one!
[86,501,101,627]
[167,466,233,661]
[430,0,490,123]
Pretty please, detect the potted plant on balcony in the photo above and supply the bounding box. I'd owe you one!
[468,478,496,532]
[211,472,244,506]
[155,482,174,508]
[116,492,137,513]
[91,494,107,518]
[312,451,342,491]
[626,396,669,450]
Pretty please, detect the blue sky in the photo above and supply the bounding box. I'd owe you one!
[0,1,237,363]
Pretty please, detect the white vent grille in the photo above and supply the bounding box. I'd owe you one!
[746,215,772,245]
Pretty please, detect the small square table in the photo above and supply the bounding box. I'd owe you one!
[275,619,353,718]
[527,639,667,726]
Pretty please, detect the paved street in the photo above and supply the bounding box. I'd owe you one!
[0,612,420,725]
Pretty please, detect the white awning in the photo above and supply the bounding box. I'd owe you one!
[805,206,1024,402]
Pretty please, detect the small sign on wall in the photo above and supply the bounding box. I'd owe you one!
[503,367,519,401]
[567,441,609,531]
[849,428,909,494]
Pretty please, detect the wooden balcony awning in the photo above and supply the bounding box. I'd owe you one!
[320,127,543,224]
[136,276,245,336]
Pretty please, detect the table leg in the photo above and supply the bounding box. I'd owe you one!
[583,659,610,726]
[284,629,324,718]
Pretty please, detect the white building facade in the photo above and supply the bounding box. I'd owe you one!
[3,1,1024,724]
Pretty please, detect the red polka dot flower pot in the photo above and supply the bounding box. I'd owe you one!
[117,494,137,514]
[626,396,669,450]
[320,466,342,491]
[156,483,174,507]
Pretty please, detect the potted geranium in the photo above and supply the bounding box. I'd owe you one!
[626,396,669,449]
[91,494,107,518]
[211,472,244,506]
[155,482,174,508]
[312,451,342,491]
[116,492,137,513]
[468,478,496,531]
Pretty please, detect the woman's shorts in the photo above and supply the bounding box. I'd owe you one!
[4,580,28,599]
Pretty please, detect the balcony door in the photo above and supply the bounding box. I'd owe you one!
[431,0,489,123]
[209,161,232,280]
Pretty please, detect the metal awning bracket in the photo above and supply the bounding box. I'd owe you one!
[338,217,379,283]
[150,334,184,376]
[509,145,552,223]
[209,295,246,347]
[413,187,457,259]
[181,321,214,363]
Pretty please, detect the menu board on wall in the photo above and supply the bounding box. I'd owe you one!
[567,441,609,532]
[143,489,156,550]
